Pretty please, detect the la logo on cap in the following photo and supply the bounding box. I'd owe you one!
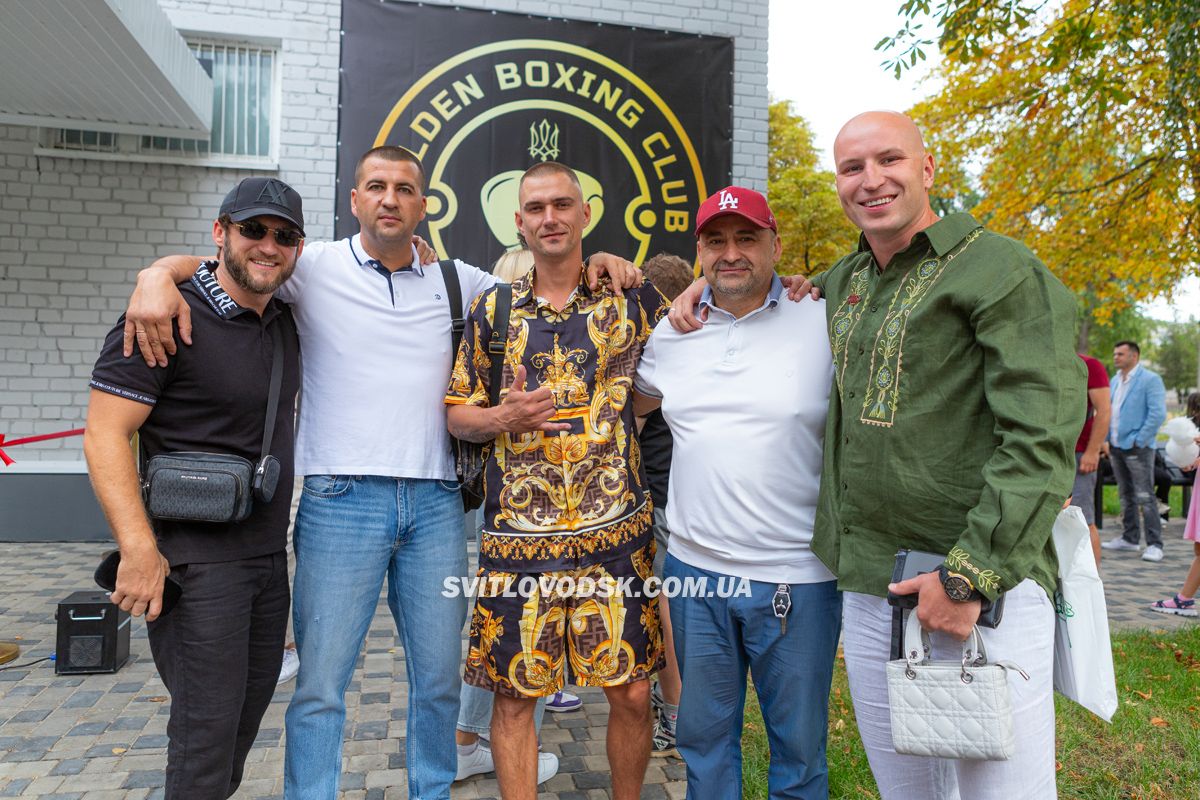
[717,189,739,210]
[256,179,288,206]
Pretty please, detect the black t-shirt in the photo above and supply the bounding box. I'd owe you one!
[641,408,673,510]
[90,262,300,566]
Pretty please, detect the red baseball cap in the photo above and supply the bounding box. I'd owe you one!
[695,185,777,236]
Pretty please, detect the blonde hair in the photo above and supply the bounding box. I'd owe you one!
[491,248,534,283]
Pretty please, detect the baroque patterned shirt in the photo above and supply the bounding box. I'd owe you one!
[446,271,669,572]
[810,213,1086,601]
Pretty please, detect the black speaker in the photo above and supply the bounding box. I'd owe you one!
[55,591,130,674]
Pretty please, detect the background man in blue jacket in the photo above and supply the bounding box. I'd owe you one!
[1103,340,1168,561]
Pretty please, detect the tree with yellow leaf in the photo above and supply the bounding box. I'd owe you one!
[767,99,858,276]
[883,0,1200,349]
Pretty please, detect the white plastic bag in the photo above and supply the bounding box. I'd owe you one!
[1051,505,1118,721]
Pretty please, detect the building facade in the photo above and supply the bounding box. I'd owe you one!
[0,0,768,463]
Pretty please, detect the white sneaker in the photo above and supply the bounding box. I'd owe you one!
[454,743,557,784]
[536,751,559,784]
[1141,545,1164,562]
[455,742,494,781]
[277,646,299,684]
[1101,536,1140,552]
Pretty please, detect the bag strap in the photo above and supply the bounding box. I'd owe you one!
[488,284,512,407]
[439,259,466,357]
[440,258,510,409]
[257,323,285,475]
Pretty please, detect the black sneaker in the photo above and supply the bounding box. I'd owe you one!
[651,716,677,757]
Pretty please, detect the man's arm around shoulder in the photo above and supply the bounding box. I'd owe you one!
[83,390,170,621]
[126,256,205,367]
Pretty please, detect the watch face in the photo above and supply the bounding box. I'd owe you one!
[943,577,973,602]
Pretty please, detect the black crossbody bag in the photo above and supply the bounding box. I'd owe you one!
[141,324,284,523]
[440,260,510,512]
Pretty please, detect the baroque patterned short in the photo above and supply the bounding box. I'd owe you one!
[463,541,664,698]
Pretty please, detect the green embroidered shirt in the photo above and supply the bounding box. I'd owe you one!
[810,213,1085,601]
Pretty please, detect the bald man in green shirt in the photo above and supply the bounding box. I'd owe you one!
[821,112,1083,799]
[671,111,1083,799]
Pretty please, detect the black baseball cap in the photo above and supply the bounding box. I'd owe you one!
[218,177,305,236]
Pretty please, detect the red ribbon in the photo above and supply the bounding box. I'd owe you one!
[0,428,86,466]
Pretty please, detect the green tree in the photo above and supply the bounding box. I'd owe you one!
[1082,305,1157,368]
[1152,320,1200,402]
[881,0,1200,346]
[767,99,858,276]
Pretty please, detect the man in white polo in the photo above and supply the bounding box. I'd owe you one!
[632,186,841,799]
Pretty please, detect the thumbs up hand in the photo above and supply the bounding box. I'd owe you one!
[496,365,572,434]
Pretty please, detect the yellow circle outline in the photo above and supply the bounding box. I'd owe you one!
[373,38,708,201]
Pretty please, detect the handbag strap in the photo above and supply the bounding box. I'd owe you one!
[902,608,986,666]
[439,259,510,408]
[257,322,285,472]
[488,284,511,407]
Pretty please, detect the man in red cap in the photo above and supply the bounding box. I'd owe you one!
[632,186,841,799]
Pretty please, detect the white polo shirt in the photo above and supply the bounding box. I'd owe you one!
[276,234,495,479]
[634,278,835,584]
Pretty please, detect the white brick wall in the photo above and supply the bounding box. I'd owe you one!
[0,0,766,460]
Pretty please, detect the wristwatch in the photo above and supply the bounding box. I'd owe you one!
[938,565,981,602]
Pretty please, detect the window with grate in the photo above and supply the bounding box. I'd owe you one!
[45,38,277,165]
[140,40,275,159]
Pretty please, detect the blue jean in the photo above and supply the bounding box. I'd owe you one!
[665,554,842,799]
[284,476,468,799]
[1110,446,1163,547]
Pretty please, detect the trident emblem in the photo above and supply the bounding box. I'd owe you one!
[528,119,560,162]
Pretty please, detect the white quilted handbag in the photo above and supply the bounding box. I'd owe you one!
[886,610,1029,760]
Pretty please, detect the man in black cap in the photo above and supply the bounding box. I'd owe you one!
[84,177,305,799]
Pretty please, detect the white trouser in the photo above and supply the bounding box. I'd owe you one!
[841,580,1057,800]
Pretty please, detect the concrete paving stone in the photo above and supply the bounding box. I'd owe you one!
[572,771,610,790]
[38,793,84,800]
[0,758,53,779]
[27,775,66,793]
[108,683,142,694]
[107,717,149,732]
[556,755,586,774]
[80,791,145,800]
[342,772,367,790]
[0,778,32,796]
[112,754,164,772]
[360,692,391,705]
[364,768,407,788]
[557,741,589,757]
[638,784,667,799]
[57,771,128,791]
[347,753,390,772]
[131,735,168,749]
[10,708,52,723]
[66,722,108,736]
[50,758,87,776]
[121,769,163,789]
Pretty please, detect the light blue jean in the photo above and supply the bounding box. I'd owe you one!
[284,476,468,799]
[665,554,842,800]
[456,510,546,737]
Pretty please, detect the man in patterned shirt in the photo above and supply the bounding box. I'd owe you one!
[445,161,667,800]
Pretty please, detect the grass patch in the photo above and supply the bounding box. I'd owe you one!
[741,627,1200,799]
[1102,484,1185,519]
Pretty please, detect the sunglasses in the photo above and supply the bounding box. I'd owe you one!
[232,220,304,247]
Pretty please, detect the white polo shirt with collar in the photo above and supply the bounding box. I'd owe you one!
[634,277,835,584]
[276,234,495,479]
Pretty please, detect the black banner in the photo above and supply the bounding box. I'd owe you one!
[337,0,733,269]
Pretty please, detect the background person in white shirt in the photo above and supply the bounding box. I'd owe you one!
[633,186,841,799]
